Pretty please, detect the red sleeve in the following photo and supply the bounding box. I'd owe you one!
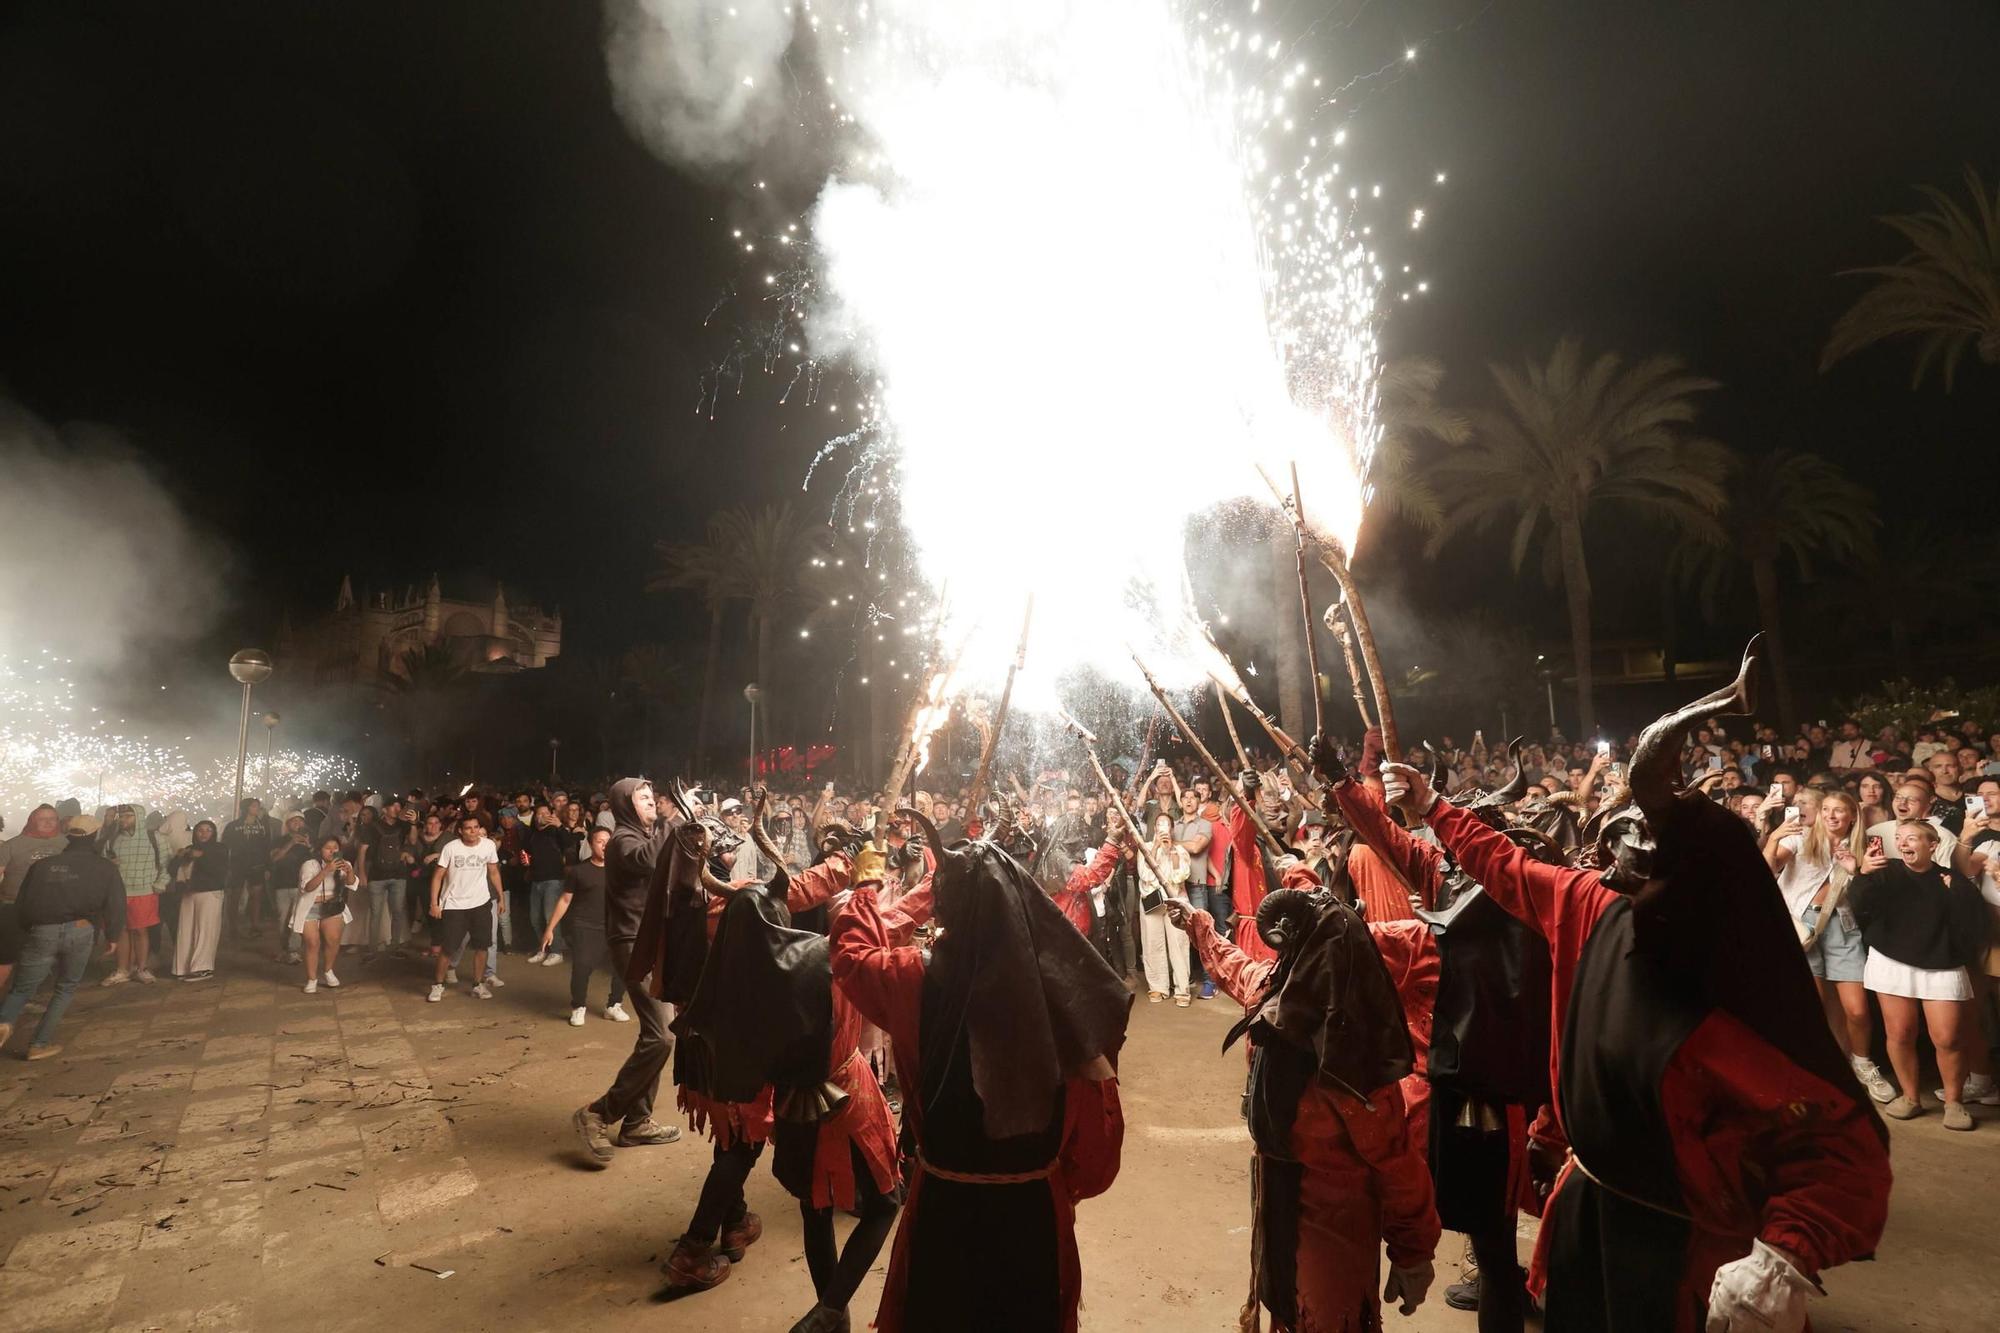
[1423,800,1615,945]
[1059,1074,1125,1203]
[881,873,934,943]
[787,854,853,913]
[1225,805,1263,919]
[830,886,925,1058]
[1186,909,1273,1008]
[1366,921,1438,1077]
[1332,779,1444,908]
[1663,1011,1891,1280]
[1064,841,1125,896]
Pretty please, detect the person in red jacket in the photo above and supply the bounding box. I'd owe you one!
[1168,869,1440,1332]
[1050,833,1130,940]
[1380,642,1892,1333]
[830,809,1128,1333]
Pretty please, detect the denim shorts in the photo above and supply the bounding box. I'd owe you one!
[1802,903,1866,983]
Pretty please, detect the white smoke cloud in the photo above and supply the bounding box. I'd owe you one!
[602,0,795,172]
[0,397,222,669]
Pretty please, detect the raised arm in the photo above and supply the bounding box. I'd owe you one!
[1175,905,1272,1008]
[1329,778,1444,908]
[829,884,926,1046]
[1064,840,1126,897]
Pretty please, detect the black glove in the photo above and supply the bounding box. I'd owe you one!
[1310,732,1348,783]
[1239,769,1260,794]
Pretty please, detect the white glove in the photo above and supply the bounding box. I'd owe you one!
[1705,1240,1814,1333]
[1381,1259,1434,1316]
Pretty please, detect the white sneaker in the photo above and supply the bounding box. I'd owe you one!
[303,979,318,995]
[568,1007,587,1027]
[135,969,157,984]
[543,953,564,967]
[605,1002,631,1023]
[527,949,547,964]
[321,970,340,988]
[471,982,493,1000]
[1937,1073,2000,1106]
[427,984,445,1003]
[102,970,129,988]
[445,968,459,984]
[1852,1057,1897,1105]
[485,973,505,987]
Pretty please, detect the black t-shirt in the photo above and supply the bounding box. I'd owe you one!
[221,817,275,883]
[526,826,569,880]
[270,839,313,894]
[562,859,608,932]
[360,822,410,880]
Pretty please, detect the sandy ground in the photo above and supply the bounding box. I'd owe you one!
[0,934,1994,1332]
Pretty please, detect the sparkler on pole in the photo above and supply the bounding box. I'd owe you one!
[1059,709,1173,905]
[966,596,1033,819]
[1197,623,1311,773]
[1257,464,1400,759]
[1213,678,1253,774]
[1130,651,1288,862]
[1289,461,1327,741]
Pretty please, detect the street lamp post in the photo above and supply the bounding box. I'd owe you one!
[743,683,762,786]
[228,650,274,820]
[548,737,561,781]
[1537,655,1556,731]
[261,712,281,805]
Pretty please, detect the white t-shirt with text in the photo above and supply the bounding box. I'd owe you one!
[434,837,500,910]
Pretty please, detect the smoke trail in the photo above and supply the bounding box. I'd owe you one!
[602,0,795,173]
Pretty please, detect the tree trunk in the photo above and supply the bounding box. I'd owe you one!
[694,601,723,771]
[1269,521,1309,742]
[1558,515,1595,738]
[1750,556,1795,737]
[755,611,775,762]
[1659,568,1679,685]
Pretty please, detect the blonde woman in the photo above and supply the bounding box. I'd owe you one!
[1137,813,1193,1006]
[1767,790,1893,1102]
[291,836,357,995]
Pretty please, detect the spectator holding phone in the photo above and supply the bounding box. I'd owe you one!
[1846,820,1988,1129]
[292,836,357,994]
[1136,813,1193,1006]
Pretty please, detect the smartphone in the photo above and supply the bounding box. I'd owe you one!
[1784,806,1800,825]
[1708,755,1725,772]
[1598,740,1611,756]
[1866,835,1884,857]
[1760,744,1775,761]
[1969,794,1988,819]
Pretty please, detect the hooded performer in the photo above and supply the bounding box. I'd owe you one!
[1381,641,1892,1333]
[1323,738,1554,1333]
[1166,851,1440,1333]
[572,777,684,1164]
[631,783,861,1293]
[829,808,1129,1333]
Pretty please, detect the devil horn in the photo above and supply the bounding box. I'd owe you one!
[667,778,697,824]
[897,805,956,858]
[1628,635,1761,822]
[1470,736,1528,811]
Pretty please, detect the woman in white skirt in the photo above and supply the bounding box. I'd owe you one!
[1137,813,1193,1006]
[170,820,227,981]
[1847,818,1990,1130]
[293,837,358,995]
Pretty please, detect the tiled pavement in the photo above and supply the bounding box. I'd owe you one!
[0,951,588,1333]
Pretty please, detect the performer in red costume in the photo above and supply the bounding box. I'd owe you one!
[1050,832,1130,940]
[629,787,860,1294]
[830,809,1128,1333]
[1168,871,1440,1332]
[1381,642,1892,1333]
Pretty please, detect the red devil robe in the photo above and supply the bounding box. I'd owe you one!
[1050,839,1125,939]
[1421,800,1892,1330]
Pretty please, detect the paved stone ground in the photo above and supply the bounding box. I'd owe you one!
[1,939,1995,1332]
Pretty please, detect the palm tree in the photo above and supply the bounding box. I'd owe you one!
[379,641,467,778]
[1670,449,1878,735]
[1427,337,1730,734]
[802,526,891,775]
[649,519,744,771]
[1821,167,2000,390]
[618,645,685,772]
[1364,355,1474,538]
[714,502,812,750]
[557,654,628,775]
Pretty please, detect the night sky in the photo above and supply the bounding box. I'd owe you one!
[3,0,1997,669]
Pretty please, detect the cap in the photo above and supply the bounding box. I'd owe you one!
[719,798,745,814]
[66,814,102,837]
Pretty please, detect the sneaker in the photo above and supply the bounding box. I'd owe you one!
[719,1211,762,1262]
[284,951,301,965]
[573,1104,616,1165]
[445,968,459,984]
[321,970,340,988]
[527,949,547,964]
[543,953,564,966]
[303,979,317,995]
[102,970,129,988]
[1937,1074,2000,1106]
[1443,1280,1481,1312]
[485,973,505,988]
[569,1007,587,1027]
[1883,1095,1924,1120]
[24,1044,62,1061]
[135,969,157,984]
[471,982,493,1000]
[606,1002,631,1022]
[1851,1057,1896,1105]
[1148,992,1164,1004]
[1199,980,1216,1000]
[1175,994,1191,1007]
[0,1022,12,1049]
[427,984,445,1003]
[1942,1102,1976,1132]
[661,1235,730,1290]
[617,1118,682,1147]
